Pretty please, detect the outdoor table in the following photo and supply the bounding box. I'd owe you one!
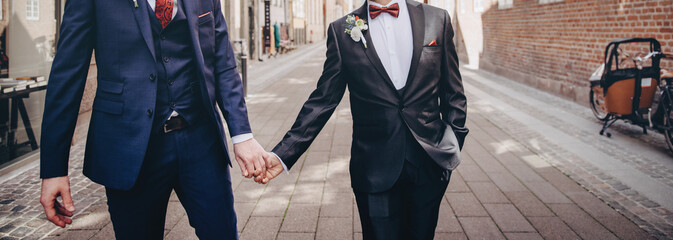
[0,79,47,159]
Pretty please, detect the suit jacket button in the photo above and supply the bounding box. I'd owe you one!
[149,74,156,81]
[146,109,153,117]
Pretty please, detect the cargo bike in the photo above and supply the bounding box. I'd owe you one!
[589,38,673,153]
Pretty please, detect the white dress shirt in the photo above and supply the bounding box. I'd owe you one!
[148,0,253,144]
[368,0,414,90]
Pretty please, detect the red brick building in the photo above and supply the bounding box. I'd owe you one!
[476,0,673,103]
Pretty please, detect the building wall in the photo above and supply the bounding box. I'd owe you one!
[323,0,350,36]
[305,0,324,43]
[480,0,673,103]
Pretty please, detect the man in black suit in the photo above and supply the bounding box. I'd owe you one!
[259,0,467,239]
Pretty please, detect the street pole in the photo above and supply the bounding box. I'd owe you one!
[288,0,294,44]
[241,54,248,97]
[255,0,262,61]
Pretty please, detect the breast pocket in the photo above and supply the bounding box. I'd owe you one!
[418,46,442,74]
[198,12,215,59]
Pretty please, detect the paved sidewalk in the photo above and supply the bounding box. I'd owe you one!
[0,43,659,239]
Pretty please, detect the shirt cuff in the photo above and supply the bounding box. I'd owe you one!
[271,152,290,174]
[231,133,254,144]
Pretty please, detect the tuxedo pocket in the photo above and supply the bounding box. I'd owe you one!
[425,112,441,124]
[423,45,442,52]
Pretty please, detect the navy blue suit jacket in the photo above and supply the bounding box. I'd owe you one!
[40,0,250,190]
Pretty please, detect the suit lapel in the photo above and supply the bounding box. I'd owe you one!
[129,0,156,60]
[179,0,208,83]
[356,2,400,98]
[403,0,425,100]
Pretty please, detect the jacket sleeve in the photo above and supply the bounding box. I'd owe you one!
[272,23,347,170]
[39,0,96,179]
[212,0,252,137]
[439,10,468,150]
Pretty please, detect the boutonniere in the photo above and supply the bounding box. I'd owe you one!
[345,15,369,48]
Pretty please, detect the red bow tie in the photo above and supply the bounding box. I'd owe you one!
[369,3,400,19]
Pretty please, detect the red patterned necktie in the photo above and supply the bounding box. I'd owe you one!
[369,3,400,19]
[155,0,174,28]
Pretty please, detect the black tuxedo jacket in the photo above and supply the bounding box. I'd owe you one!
[273,0,468,193]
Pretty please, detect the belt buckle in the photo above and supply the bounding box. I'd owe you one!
[163,123,175,133]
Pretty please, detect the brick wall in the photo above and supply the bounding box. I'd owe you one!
[479,0,673,104]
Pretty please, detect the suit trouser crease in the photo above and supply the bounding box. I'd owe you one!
[354,130,451,240]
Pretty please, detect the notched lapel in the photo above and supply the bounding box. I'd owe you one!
[403,0,425,100]
[180,0,200,38]
[129,0,156,60]
[355,1,400,98]
[181,0,208,83]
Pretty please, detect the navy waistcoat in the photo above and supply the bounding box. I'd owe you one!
[148,1,207,133]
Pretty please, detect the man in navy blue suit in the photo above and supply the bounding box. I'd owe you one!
[38,0,267,238]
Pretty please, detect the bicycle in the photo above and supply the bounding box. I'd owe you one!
[589,38,673,153]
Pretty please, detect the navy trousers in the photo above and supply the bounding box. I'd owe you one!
[105,120,237,240]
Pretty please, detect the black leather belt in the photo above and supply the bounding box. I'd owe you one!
[163,116,188,133]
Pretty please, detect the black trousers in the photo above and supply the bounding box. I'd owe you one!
[354,131,451,240]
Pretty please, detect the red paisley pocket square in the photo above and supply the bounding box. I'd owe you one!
[428,40,438,46]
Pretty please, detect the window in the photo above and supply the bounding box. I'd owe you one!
[539,0,563,3]
[474,0,484,13]
[498,0,512,9]
[293,0,304,18]
[1,0,59,165]
[26,0,39,20]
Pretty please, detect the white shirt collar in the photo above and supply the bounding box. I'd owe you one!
[368,0,403,8]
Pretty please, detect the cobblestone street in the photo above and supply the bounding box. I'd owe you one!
[0,42,671,239]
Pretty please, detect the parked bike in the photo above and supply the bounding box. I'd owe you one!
[589,38,673,153]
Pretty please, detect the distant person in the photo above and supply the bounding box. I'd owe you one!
[258,0,468,239]
[38,0,268,238]
[274,23,281,53]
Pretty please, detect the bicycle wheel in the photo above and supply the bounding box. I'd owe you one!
[664,94,673,154]
[590,87,609,121]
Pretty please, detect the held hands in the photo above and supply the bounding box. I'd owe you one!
[254,152,285,184]
[233,138,268,179]
[233,138,283,184]
[40,176,75,228]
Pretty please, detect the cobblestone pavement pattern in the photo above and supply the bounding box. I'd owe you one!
[0,42,667,239]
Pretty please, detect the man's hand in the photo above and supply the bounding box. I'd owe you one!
[40,176,75,228]
[255,152,285,184]
[233,138,267,179]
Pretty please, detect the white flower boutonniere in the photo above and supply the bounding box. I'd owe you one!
[345,15,368,48]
